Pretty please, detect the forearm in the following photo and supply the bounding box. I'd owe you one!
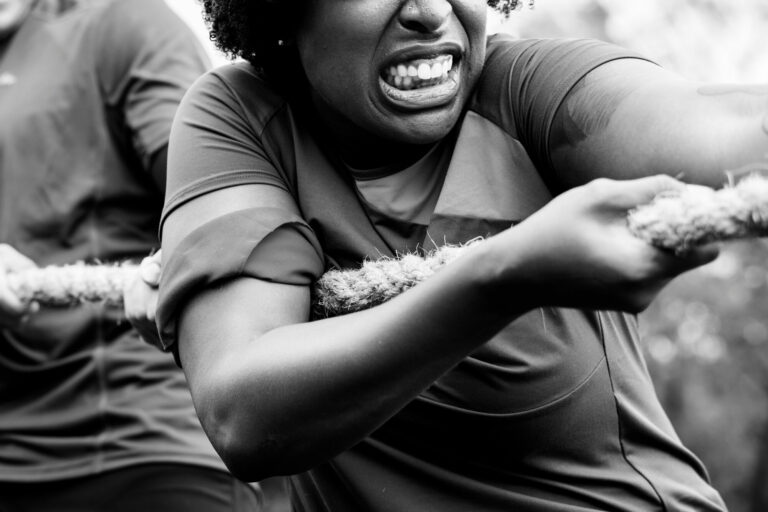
[181,232,532,479]
[690,83,768,178]
[177,176,712,480]
[617,82,768,184]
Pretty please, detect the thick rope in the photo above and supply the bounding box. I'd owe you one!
[311,243,473,318]
[6,263,132,307]
[6,175,768,316]
[627,174,768,253]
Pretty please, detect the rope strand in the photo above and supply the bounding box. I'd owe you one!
[7,175,768,316]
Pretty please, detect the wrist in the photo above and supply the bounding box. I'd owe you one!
[455,230,543,315]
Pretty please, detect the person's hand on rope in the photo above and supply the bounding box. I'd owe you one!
[493,175,720,313]
[0,244,39,327]
[123,250,162,347]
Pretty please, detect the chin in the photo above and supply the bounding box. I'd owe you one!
[386,112,461,145]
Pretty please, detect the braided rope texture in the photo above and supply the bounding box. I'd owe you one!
[627,174,768,253]
[311,243,474,318]
[6,175,768,315]
[6,263,137,307]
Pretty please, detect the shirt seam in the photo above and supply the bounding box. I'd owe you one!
[596,311,668,511]
[418,353,607,417]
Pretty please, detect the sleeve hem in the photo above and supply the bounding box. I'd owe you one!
[160,170,290,236]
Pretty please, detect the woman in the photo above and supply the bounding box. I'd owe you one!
[155,0,766,509]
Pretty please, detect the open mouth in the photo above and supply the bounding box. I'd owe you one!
[378,53,460,110]
[382,55,454,91]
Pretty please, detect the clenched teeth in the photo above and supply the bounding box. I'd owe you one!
[383,55,453,91]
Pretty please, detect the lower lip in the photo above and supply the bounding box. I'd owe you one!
[378,69,460,111]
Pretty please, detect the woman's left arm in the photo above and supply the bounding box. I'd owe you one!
[549,58,768,189]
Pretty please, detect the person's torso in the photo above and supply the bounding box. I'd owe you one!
[166,35,728,510]
[0,0,223,481]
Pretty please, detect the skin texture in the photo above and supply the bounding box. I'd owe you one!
[160,0,760,483]
[295,0,487,168]
[0,0,34,41]
[549,59,768,190]
[697,84,768,137]
[550,75,639,147]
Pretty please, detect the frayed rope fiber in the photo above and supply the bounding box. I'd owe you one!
[627,174,768,252]
[7,175,768,316]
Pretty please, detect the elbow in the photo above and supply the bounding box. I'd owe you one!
[202,402,321,481]
[215,434,280,482]
[202,406,284,482]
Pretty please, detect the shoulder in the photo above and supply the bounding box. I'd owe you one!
[481,35,636,86]
[32,0,178,30]
[31,0,200,60]
[471,34,650,127]
[184,63,290,137]
[92,0,196,47]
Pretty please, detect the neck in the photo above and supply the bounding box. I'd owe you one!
[307,91,433,171]
[340,137,433,172]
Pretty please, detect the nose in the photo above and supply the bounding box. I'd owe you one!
[398,0,453,34]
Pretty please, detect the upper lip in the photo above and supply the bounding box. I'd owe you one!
[379,42,463,71]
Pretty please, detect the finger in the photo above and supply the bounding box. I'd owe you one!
[625,174,687,204]
[139,255,161,287]
[0,244,38,272]
[0,284,28,321]
[122,273,146,319]
[652,242,720,278]
[677,242,720,269]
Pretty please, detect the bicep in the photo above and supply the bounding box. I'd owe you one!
[549,58,766,189]
[161,182,309,366]
[178,272,310,394]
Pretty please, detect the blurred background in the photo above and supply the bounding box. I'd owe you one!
[166,1,768,510]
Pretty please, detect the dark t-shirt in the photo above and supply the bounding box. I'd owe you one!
[0,0,223,482]
[158,35,727,511]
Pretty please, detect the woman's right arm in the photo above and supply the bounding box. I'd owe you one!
[162,174,716,482]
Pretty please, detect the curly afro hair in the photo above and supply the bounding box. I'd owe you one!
[202,0,524,84]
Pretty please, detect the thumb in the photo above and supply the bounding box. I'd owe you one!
[627,174,687,205]
[0,244,37,273]
[139,251,162,288]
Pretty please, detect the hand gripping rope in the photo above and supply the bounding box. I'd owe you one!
[7,175,768,317]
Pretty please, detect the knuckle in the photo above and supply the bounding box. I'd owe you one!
[583,178,619,204]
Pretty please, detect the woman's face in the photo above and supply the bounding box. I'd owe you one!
[296,0,487,149]
[0,0,34,41]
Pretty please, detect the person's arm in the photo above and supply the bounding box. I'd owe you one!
[164,175,716,481]
[549,58,767,189]
[94,0,210,195]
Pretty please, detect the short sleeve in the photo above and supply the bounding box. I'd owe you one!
[155,66,324,355]
[95,0,210,178]
[156,208,325,354]
[472,35,655,191]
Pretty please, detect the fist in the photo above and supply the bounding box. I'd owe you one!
[123,251,162,348]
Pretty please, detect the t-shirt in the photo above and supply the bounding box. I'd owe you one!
[158,35,727,511]
[0,0,223,482]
